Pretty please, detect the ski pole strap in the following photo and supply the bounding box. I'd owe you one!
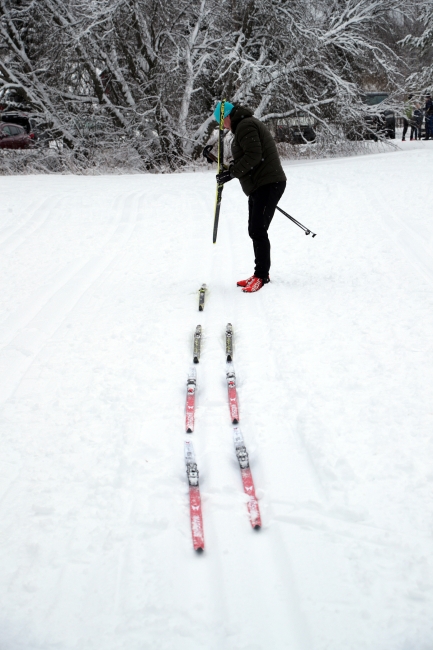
[276,206,317,237]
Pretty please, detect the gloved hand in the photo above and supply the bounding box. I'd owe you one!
[216,164,234,185]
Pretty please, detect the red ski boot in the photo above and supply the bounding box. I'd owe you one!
[242,276,268,293]
[237,275,254,287]
[237,274,269,288]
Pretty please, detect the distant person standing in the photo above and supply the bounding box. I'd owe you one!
[402,94,413,141]
[412,102,422,140]
[423,94,433,140]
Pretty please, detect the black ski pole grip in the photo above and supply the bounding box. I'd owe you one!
[203,145,215,163]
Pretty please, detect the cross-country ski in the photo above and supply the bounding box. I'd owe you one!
[184,441,205,552]
[185,367,196,433]
[232,426,262,529]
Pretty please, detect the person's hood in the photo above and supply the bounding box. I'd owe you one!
[230,105,254,132]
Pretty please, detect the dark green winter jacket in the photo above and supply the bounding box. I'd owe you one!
[230,105,286,196]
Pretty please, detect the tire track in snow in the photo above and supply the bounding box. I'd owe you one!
[0,189,147,644]
[0,191,132,351]
[19,187,171,644]
[0,190,141,405]
[227,214,314,649]
[370,174,433,287]
[0,196,59,254]
[0,196,48,239]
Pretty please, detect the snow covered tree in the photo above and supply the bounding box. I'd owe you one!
[211,0,411,137]
[0,0,421,171]
[402,1,433,91]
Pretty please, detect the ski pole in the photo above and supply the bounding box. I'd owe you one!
[212,100,226,244]
[276,206,316,237]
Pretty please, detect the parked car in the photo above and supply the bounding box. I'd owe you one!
[274,114,316,144]
[363,92,395,139]
[347,92,395,140]
[1,111,39,141]
[0,122,34,149]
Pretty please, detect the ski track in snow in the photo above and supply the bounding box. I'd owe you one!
[0,147,433,649]
[0,190,143,404]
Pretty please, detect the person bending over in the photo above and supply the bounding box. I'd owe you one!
[214,101,286,293]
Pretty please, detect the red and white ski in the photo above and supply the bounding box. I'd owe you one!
[185,367,197,433]
[233,426,261,529]
[226,362,239,424]
[184,441,205,552]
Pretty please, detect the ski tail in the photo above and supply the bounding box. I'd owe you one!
[184,441,205,551]
[233,427,262,529]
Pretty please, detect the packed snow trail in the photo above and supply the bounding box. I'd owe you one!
[0,143,433,649]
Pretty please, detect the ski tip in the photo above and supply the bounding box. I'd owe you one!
[232,418,238,425]
[199,305,203,312]
[226,354,232,362]
[186,427,193,434]
[195,546,204,554]
[253,524,261,531]
[193,358,199,364]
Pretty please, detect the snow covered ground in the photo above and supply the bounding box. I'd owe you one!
[1,141,433,650]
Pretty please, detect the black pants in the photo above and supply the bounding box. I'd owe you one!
[248,181,286,280]
[405,120,421,139]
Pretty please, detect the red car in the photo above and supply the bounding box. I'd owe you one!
[0,122,34,149]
